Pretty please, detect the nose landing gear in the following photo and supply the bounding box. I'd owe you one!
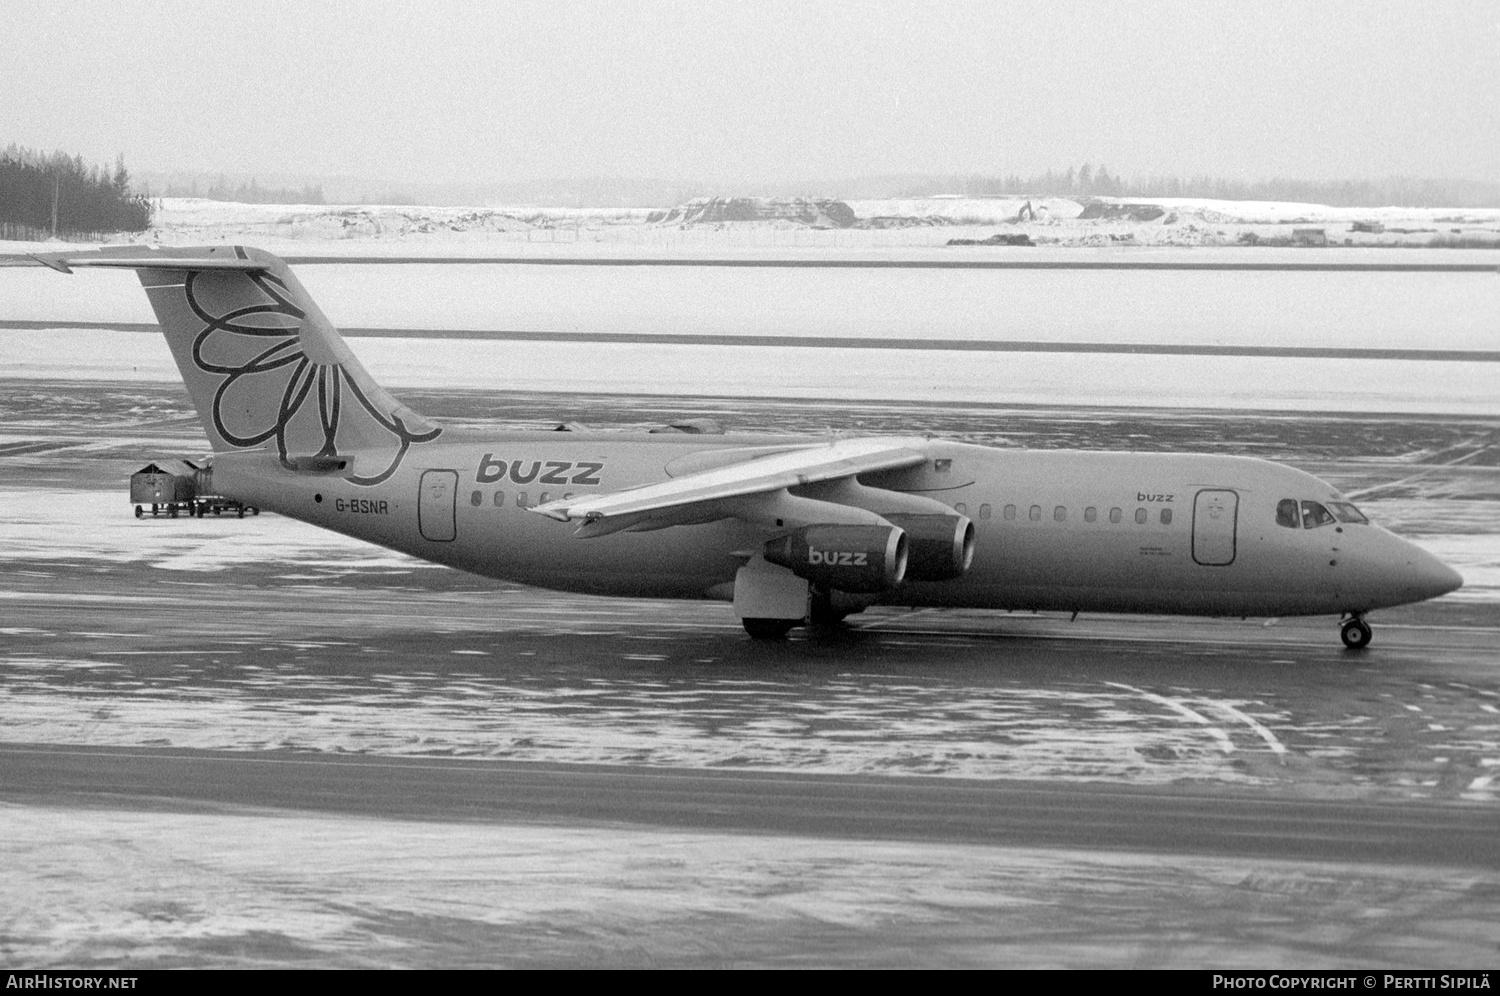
[1340,614,1373,650]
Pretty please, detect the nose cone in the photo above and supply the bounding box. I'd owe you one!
[1401,545,1464,602]
[1340,530,1464,611]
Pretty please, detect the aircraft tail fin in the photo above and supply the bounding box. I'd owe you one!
[33,245,441,485]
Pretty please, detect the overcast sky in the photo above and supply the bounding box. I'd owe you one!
[6,0,1497,184]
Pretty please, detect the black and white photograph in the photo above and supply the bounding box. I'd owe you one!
[1,0,1497,971]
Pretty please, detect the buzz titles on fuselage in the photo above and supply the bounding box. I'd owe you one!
[475,454,605,487]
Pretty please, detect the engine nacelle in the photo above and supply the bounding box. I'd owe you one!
[763,525,908,594]
[882,513,975,582]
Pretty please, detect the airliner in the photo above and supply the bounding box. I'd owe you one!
[20,246,1462,647]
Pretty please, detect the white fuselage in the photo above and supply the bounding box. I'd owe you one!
[211,430,1460,620]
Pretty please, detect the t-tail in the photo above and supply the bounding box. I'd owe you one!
[31,245,441,485]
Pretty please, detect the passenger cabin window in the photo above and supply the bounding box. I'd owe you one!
[493,490,505,507]
[1160,508,1172,525]
[955,502,967,515]
[1084,507,1097,523]
[516,492,529,507]
[1003,504,1017,520]
[1109,507,1122,523]
[1134,508,1147,524]
[470,490,483,507]
[1054,506,1067,522]
[1029,505,1042,521]
[979,504,992,520]
[1301,500,1336,529]
[1276,499,1299,528]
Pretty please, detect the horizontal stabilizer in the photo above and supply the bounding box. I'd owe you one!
[30,255,269,274]
[10,246,276,275]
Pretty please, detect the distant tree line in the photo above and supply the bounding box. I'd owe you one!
[0,144,153,240]
[155,176,326,204]
[899,166,1500,208]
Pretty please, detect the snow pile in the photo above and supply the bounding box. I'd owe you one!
[847,198,1085,224]
[135,198,662,244]
[648,197,857,228]
[1134,198,1500,225]
[1077,202,1167,222]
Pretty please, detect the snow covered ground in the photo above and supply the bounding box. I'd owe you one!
[1,196,1494,413]
[3,232,1494,414]
[4,195,1498,253]
[11,802,1488,968]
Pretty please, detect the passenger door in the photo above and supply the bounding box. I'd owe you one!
[1192,489,1238,566]
[418,469,458,542]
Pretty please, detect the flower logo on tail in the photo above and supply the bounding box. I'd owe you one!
[185,269,441,485]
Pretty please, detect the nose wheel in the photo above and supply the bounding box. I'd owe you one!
[1340,615,1373,650]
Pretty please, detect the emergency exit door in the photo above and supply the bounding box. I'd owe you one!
[1192,489,1238,566]
[419,469,458,542]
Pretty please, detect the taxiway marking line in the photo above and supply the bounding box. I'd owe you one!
[1346,435,1500,499]
[1196,700,1289,756]
[822,624,1440,651]
[3,591,1492,650]
[1383,624,1500,634]
[274,258,1500,273]
[1105,682,1236,754]
[853,608,941,632]
[4,322,1498,362]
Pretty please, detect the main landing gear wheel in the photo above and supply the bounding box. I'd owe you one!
[1341,616,1373,650]
[808,591,851,629]
[743,618,797,641]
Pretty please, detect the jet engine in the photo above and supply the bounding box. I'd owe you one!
[763,524,908,593]
[882,513,975,581]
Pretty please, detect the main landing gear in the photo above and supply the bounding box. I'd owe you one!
[1340,614,1373,650]
[807,589,852,630]
[744,589,862,639]
[742,618,797,640]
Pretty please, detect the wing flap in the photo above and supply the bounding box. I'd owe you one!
[531,437,930,531]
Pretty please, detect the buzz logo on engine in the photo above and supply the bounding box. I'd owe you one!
[808,548,870,567]
[765,525,908,593]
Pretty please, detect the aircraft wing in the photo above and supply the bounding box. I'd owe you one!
[530,437,930,537]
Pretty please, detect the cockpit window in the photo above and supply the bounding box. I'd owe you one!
[1278,497,1364,529]
[1300,500,1336,529]
[1327,502,1369,524]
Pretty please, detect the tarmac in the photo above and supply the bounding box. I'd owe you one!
[1,383,1497,966]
